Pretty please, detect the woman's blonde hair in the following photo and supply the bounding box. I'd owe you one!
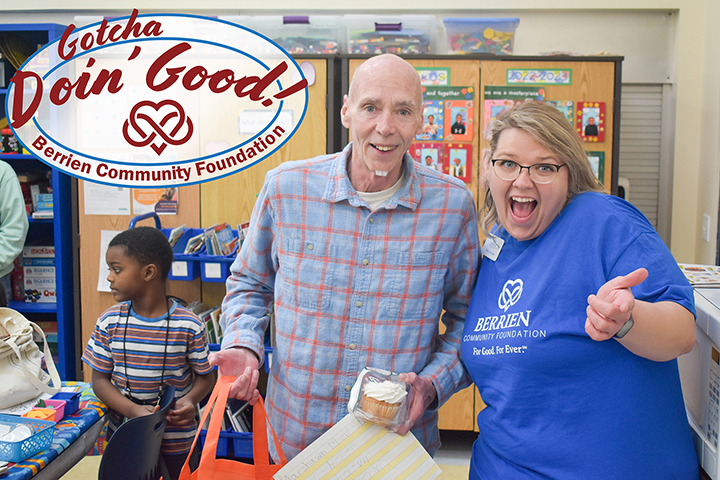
[480,101,605,237]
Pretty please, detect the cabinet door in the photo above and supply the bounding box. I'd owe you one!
[348,58,481,431]
[199,58,328,308]
[438,385,477,431]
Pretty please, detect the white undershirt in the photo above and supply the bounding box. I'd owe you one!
[356,175,404,211]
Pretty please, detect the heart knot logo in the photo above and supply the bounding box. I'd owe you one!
[498,279,523,312]
[122,99,194,155]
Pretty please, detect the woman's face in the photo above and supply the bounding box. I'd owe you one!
[489,128,570,241]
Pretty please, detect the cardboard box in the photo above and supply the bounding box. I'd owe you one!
[22,246,55,258]
[24,277,56,303]
[22,257,55,267]
[23,266,55,278]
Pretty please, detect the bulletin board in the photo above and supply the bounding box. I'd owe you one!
[479,59,618,193]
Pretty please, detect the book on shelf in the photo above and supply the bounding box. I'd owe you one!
[204,223,237,256]
[199,305,221,344]
[237,221,250,244]
[168,225,186,248]
[17,172,47,215]
[184,232,205,254]
[678,263,720,287]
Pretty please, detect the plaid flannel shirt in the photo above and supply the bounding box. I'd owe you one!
[221,143,479,459]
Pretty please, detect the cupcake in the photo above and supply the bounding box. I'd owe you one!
[360,380,408,426]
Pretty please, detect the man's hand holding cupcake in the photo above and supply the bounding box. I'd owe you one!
[395,372,437,436]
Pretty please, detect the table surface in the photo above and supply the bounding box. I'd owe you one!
[1,382,107,480]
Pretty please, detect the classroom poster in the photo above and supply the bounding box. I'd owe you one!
[409,142,445,171]
[444,143,472,183]
[483,85,546,134]
[417,100,444,141]
[422,86,475,143]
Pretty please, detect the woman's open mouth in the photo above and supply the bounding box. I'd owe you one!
[511,196,537,219]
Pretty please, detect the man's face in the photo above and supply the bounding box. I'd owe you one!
[341,56,423,180]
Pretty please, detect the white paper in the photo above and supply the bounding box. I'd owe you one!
[274,414,441,480]
[84,183,131,215]
[98,230,123,292]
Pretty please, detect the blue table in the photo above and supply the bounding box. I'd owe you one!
[1,382,107,480]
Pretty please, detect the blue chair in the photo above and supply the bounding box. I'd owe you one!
[98,385,176,480]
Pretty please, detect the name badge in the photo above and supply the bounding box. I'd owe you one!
[482,236,504,261]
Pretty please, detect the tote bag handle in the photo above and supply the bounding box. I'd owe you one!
[180,375,287,480]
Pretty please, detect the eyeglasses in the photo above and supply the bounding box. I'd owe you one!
[491,159,567,184]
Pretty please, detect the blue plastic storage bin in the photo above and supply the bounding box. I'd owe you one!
[208,344,273,373]
[199,428,253,459]
[162,228,204,281]
[50,391,81,416]
[199,230,238,283]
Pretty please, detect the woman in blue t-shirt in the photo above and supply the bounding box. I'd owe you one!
[462,101,698,479]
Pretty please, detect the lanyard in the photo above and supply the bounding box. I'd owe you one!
[121,299,171,402]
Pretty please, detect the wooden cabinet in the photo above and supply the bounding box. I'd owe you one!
[348,54,621,431]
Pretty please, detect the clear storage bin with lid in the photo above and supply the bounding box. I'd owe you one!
[251,16,344,54]
[443,17,520,55]
[344,14,442,55]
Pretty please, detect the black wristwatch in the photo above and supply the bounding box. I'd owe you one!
[614,315,634,339]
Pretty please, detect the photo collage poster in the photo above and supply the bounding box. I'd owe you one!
[412,85,475,183]
[483,85,546,136]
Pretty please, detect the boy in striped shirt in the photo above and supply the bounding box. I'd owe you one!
[83,227,215,480]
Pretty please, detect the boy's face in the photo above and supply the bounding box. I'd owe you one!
[106,245,148,302]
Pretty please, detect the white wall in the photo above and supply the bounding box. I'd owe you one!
[1,0,714,263]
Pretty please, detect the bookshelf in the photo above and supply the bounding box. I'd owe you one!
[0,23,79,380]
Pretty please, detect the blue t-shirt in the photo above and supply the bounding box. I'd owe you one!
[462,192,698,479]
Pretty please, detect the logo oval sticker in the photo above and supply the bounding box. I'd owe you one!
[7,10,308,188]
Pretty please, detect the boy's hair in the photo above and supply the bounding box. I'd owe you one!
[109,227,173,280]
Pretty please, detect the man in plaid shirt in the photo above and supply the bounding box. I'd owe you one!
[211,54,480,460]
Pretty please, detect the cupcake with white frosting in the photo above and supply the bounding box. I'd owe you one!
[361,380,408,426]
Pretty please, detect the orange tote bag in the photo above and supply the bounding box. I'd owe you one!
[179,375,288,480]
